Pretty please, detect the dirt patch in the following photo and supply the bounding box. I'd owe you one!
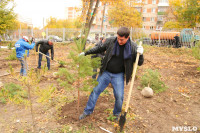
[0,44,200,132]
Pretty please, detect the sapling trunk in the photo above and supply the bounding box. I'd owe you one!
[27,83,36,132]
[77,78,80,117]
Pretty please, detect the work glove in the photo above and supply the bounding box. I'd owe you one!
[79,52,85,56]
[137,45,144,55]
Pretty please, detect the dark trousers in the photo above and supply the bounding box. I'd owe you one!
[92,68,97,79]
[175,42,179,48]
[38,52,50,70]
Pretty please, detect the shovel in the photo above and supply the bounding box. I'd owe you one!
[37,51,59,63]
[119,41,142,131]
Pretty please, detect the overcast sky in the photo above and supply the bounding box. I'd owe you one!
[14,0,82,28]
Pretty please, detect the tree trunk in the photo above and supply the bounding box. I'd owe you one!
[100,2,106,36]
[82,0,100,50]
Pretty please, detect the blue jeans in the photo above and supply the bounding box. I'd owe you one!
[38,52,50,70]
[18,57,28,76]
[84,71,124,116]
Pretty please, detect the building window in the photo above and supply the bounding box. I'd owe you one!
[159,0,168,3]
[150,26,154,30]
[136,7,142,12]
[152,8,156,13]
[143,8,147,13]
[152,0,156,4]
[150,17,155,22]
[143,26,146,29]
[143,17,146,22]
[158,7,167,12]
[157,16,163,21]
[136,0,142,3]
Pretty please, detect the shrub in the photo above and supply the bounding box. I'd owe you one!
[0,83,28,104]
[6,49,17,60]
[8,42,13,50]
[58,60,67,67]
[56,68,75,90]
[139,69,167,93]
[192,41,200,60]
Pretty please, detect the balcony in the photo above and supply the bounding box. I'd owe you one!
[157,12,166,15]
[158,3,169,6]
[157,21,163,25]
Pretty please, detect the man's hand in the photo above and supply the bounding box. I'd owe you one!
[31,37,35,43]
[137,45,144,55]
[79,52,85,56]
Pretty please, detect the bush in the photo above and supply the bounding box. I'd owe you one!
[139,69,167,93]
[192,41,200,60]
[8,42,13,50]
[56,68,75,89]
[0,83,28,104]
[58,60,67,67]
[6,49,17,60]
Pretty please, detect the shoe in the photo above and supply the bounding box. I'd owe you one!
[79,112,89,120]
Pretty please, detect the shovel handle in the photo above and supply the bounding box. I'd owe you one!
[125,41,142,112]
[37,51,58,63]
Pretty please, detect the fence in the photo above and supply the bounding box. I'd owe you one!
[2,27,200,48]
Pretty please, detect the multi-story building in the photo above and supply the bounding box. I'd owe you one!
[65,7,81,20]
[130,0,169,30]
[65,2,114,39]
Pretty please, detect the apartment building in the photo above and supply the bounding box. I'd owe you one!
[65,0,170,33]
[65,7,81,20]
[131,0,169,30]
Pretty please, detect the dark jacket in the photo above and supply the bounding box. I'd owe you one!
[85,37,144,84]
[36,40,54,59]
[91,40,105,59]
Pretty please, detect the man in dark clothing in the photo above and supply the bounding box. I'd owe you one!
[79,27,144,120]
[174,34,180,48]
[36,39,54,70]
[91,37,106,79]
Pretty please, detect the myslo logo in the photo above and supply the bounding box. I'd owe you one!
[172,126,198,132]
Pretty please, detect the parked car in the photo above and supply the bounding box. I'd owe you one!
[47,35,62,42]
[142,37,151,45]
[87,37,97,44]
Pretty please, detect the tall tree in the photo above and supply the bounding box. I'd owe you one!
[80,0,100,50]
[45,17,79,28]
[0,0,16,35]
[168,0,200,28]
[108,0,142,28]
[79,0,123,49]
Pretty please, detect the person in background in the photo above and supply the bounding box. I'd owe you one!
[79,27,144,120]
[15,36,35,76]
[91,37,106,79]
[35,39,54,70]
[174,34,180,48]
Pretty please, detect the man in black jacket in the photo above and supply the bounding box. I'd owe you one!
[79,27,144,120]
[36,39,54,70]
[174,34,180,48]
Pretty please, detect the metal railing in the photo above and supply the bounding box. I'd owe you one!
[2,28,200,48]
